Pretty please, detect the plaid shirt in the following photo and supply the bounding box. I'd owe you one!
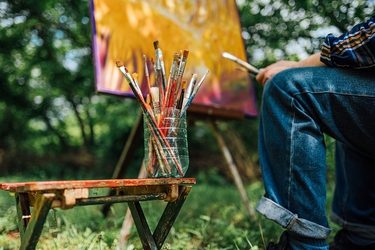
[321,15,375,69]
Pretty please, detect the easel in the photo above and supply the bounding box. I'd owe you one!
[103,103,256,248]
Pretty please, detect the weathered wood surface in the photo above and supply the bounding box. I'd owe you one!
[0,178,196,192]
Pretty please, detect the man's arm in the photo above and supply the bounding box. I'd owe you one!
[256,52,325,86]
[298,52,325,67]
[256,15,375,86]
[321,15,375,68]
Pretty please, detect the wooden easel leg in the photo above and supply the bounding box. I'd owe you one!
[209,119,256,219]
[102,111,144,216]
[111,111,144,179]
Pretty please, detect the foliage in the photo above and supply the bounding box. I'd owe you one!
[238,0,375,67]
[0,0,372,177]
[0,0,142,176]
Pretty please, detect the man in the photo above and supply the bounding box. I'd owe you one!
[255,15,375,250]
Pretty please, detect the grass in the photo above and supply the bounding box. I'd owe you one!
[0,136,339,249]
[0,178,269,249]
[0,172,339,250]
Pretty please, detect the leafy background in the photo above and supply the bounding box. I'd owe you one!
[0,0,373,179]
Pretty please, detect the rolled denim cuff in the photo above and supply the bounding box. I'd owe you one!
[330,211,375,240]
[256,196,331,239]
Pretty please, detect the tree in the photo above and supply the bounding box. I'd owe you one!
[0,0,141,176]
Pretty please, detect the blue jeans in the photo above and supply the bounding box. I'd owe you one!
[256,66,375,249]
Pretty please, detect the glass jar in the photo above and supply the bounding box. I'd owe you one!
[143,112,189,178]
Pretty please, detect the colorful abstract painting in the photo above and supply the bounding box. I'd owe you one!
[90,0,258,117]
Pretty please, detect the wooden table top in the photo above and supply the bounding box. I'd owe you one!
[0,178,196,192]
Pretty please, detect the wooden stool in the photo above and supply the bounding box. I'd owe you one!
[0,178,196,250]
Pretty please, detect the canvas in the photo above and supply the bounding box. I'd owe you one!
[90,0,258,117]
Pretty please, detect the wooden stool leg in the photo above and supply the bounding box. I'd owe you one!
[128,201,158,250]
[153,186,192,249]
[16,193,31,239]
[19,193,55,250]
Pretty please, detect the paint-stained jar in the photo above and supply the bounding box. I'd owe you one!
[143,111,189,178]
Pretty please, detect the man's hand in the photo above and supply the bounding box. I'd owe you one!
[256,52,325,87]
[256,60,298,86]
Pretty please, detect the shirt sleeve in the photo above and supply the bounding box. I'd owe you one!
[320,15,375,69]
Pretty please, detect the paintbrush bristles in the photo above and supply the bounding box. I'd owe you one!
[182,50,189,58]
[182,80,187,89]
[150,87,161,121]
[153,40,159,50]
[143,56,149,75]
[116,60,124,68]
[131,73,138,80]
[150,87,159,101]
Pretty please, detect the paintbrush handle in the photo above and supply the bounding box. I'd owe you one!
[147,123,172,174]
[222,52,259,75]
[180,70,209,118]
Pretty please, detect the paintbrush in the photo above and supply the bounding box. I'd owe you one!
[143,55,152,96]
[222,52,259,75]
[163,53,179,110]
[146,123,170,175]
[153,41,166,86]
[168,80,187,132]
[150,86,161,123]
[181,73,197,111]
[169,50,188,112]
[178,50,189,77]
[131,73,142,94]
[177,80,187,110]
[153,41,166,103]
[180,69,210,118]
[162,54,181,123]
[116,61,145,102]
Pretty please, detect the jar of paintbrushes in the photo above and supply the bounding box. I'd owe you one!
[143,111,189,177]
[115,40,209,178]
